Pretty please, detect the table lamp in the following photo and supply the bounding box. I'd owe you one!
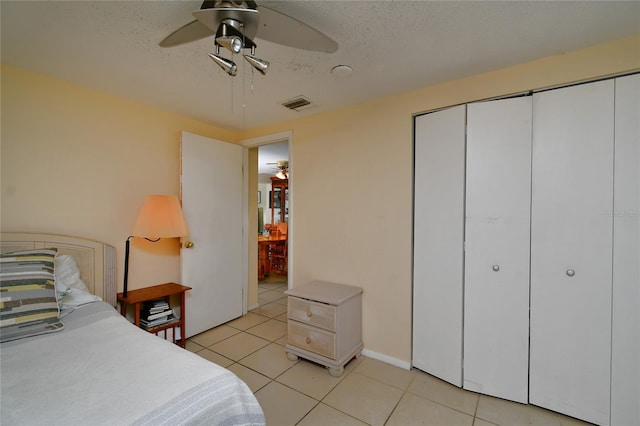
[123,194,189,297]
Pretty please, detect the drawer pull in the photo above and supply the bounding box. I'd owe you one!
[305,337,311,344]
[306,311,312,317]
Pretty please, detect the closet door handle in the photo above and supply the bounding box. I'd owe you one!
[566,269,575,277]
[492,265,500,272]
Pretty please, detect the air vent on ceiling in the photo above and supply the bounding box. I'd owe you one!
[281,96,316,112]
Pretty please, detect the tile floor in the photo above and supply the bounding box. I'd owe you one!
[186,281,591,426]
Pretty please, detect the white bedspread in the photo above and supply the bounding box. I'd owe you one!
[0,302,264,425]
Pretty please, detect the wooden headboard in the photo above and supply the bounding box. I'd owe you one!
[0,233,117,307]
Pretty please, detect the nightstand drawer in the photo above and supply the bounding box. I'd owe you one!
[288,321,336,359]
[288,297,337,332]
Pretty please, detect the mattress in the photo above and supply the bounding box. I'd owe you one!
[0,301,264,425]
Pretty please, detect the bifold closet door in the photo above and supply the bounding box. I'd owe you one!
[463,97,532,403]
[530,80,614,425]
[611,73,640,426]
[413,105,465,387]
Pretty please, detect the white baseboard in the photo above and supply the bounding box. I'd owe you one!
[361,348,412,371]
[247,303,260,311]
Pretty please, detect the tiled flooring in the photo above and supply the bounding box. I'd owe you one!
[186,281,590,426]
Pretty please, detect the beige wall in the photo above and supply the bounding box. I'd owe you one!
[2,34,639,363]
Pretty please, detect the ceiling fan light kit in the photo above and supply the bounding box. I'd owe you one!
[208,52,238,76]
[243,53,269,76]
[216,35,243,54]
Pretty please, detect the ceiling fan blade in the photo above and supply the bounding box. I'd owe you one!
[159,19,215,47]
[255,5,338,53]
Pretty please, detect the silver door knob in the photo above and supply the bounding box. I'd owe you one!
[566,269,575,277]
[492,265,500,272]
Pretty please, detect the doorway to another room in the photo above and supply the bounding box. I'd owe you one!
[257,142,289,297]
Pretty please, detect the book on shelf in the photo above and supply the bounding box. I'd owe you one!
[138,298,180,330]
[145,308,174,321]
[140,314,176,329]
[141,300,170,316]
[142,299,169,312]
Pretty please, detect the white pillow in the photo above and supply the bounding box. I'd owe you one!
[54,254,101,314]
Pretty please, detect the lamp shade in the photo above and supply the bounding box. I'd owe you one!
[131,195,189,239]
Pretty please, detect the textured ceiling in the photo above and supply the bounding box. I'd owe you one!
[1,1,639,132]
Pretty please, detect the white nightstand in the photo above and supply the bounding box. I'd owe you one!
[285,281,363,377]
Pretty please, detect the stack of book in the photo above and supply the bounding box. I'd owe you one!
[140,299,175,330]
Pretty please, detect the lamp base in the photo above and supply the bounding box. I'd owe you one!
[123,237,131,298]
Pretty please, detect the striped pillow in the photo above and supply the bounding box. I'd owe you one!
[0,248,64,342]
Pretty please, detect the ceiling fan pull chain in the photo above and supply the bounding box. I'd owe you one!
[251,66,255,93]
[242,51,247,121]
[230,60,234,113]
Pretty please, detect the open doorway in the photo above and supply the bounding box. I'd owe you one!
[241,131,292,310]
[257,142,289,292]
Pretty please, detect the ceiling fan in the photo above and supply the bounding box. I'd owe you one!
[267,160,289,179]
[160,1,338,76]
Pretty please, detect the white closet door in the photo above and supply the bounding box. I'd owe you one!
[413,105,466,386]
[463,97,532,403]
[611,73,640,426]
[530,80,614,425]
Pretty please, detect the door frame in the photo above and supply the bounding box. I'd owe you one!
[240,130,293,292]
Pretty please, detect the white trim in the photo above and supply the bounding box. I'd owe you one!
[242,146,249,315]
[240,130,292,148]
[247,303,260,311]
[361,348,412,371]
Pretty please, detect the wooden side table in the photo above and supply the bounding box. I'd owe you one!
[117,282,192,347]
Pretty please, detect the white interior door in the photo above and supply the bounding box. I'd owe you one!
[530,81,614,425]
[181,131,245,338]
[464,97,532,403]
[413,105,466,386]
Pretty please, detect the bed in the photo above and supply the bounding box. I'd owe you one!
[0,232,265,425]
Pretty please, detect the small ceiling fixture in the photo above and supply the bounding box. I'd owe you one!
[331,64,353,77]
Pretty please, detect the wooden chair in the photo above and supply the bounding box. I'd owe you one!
[270,231,288,275]
[276,222,288,236]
